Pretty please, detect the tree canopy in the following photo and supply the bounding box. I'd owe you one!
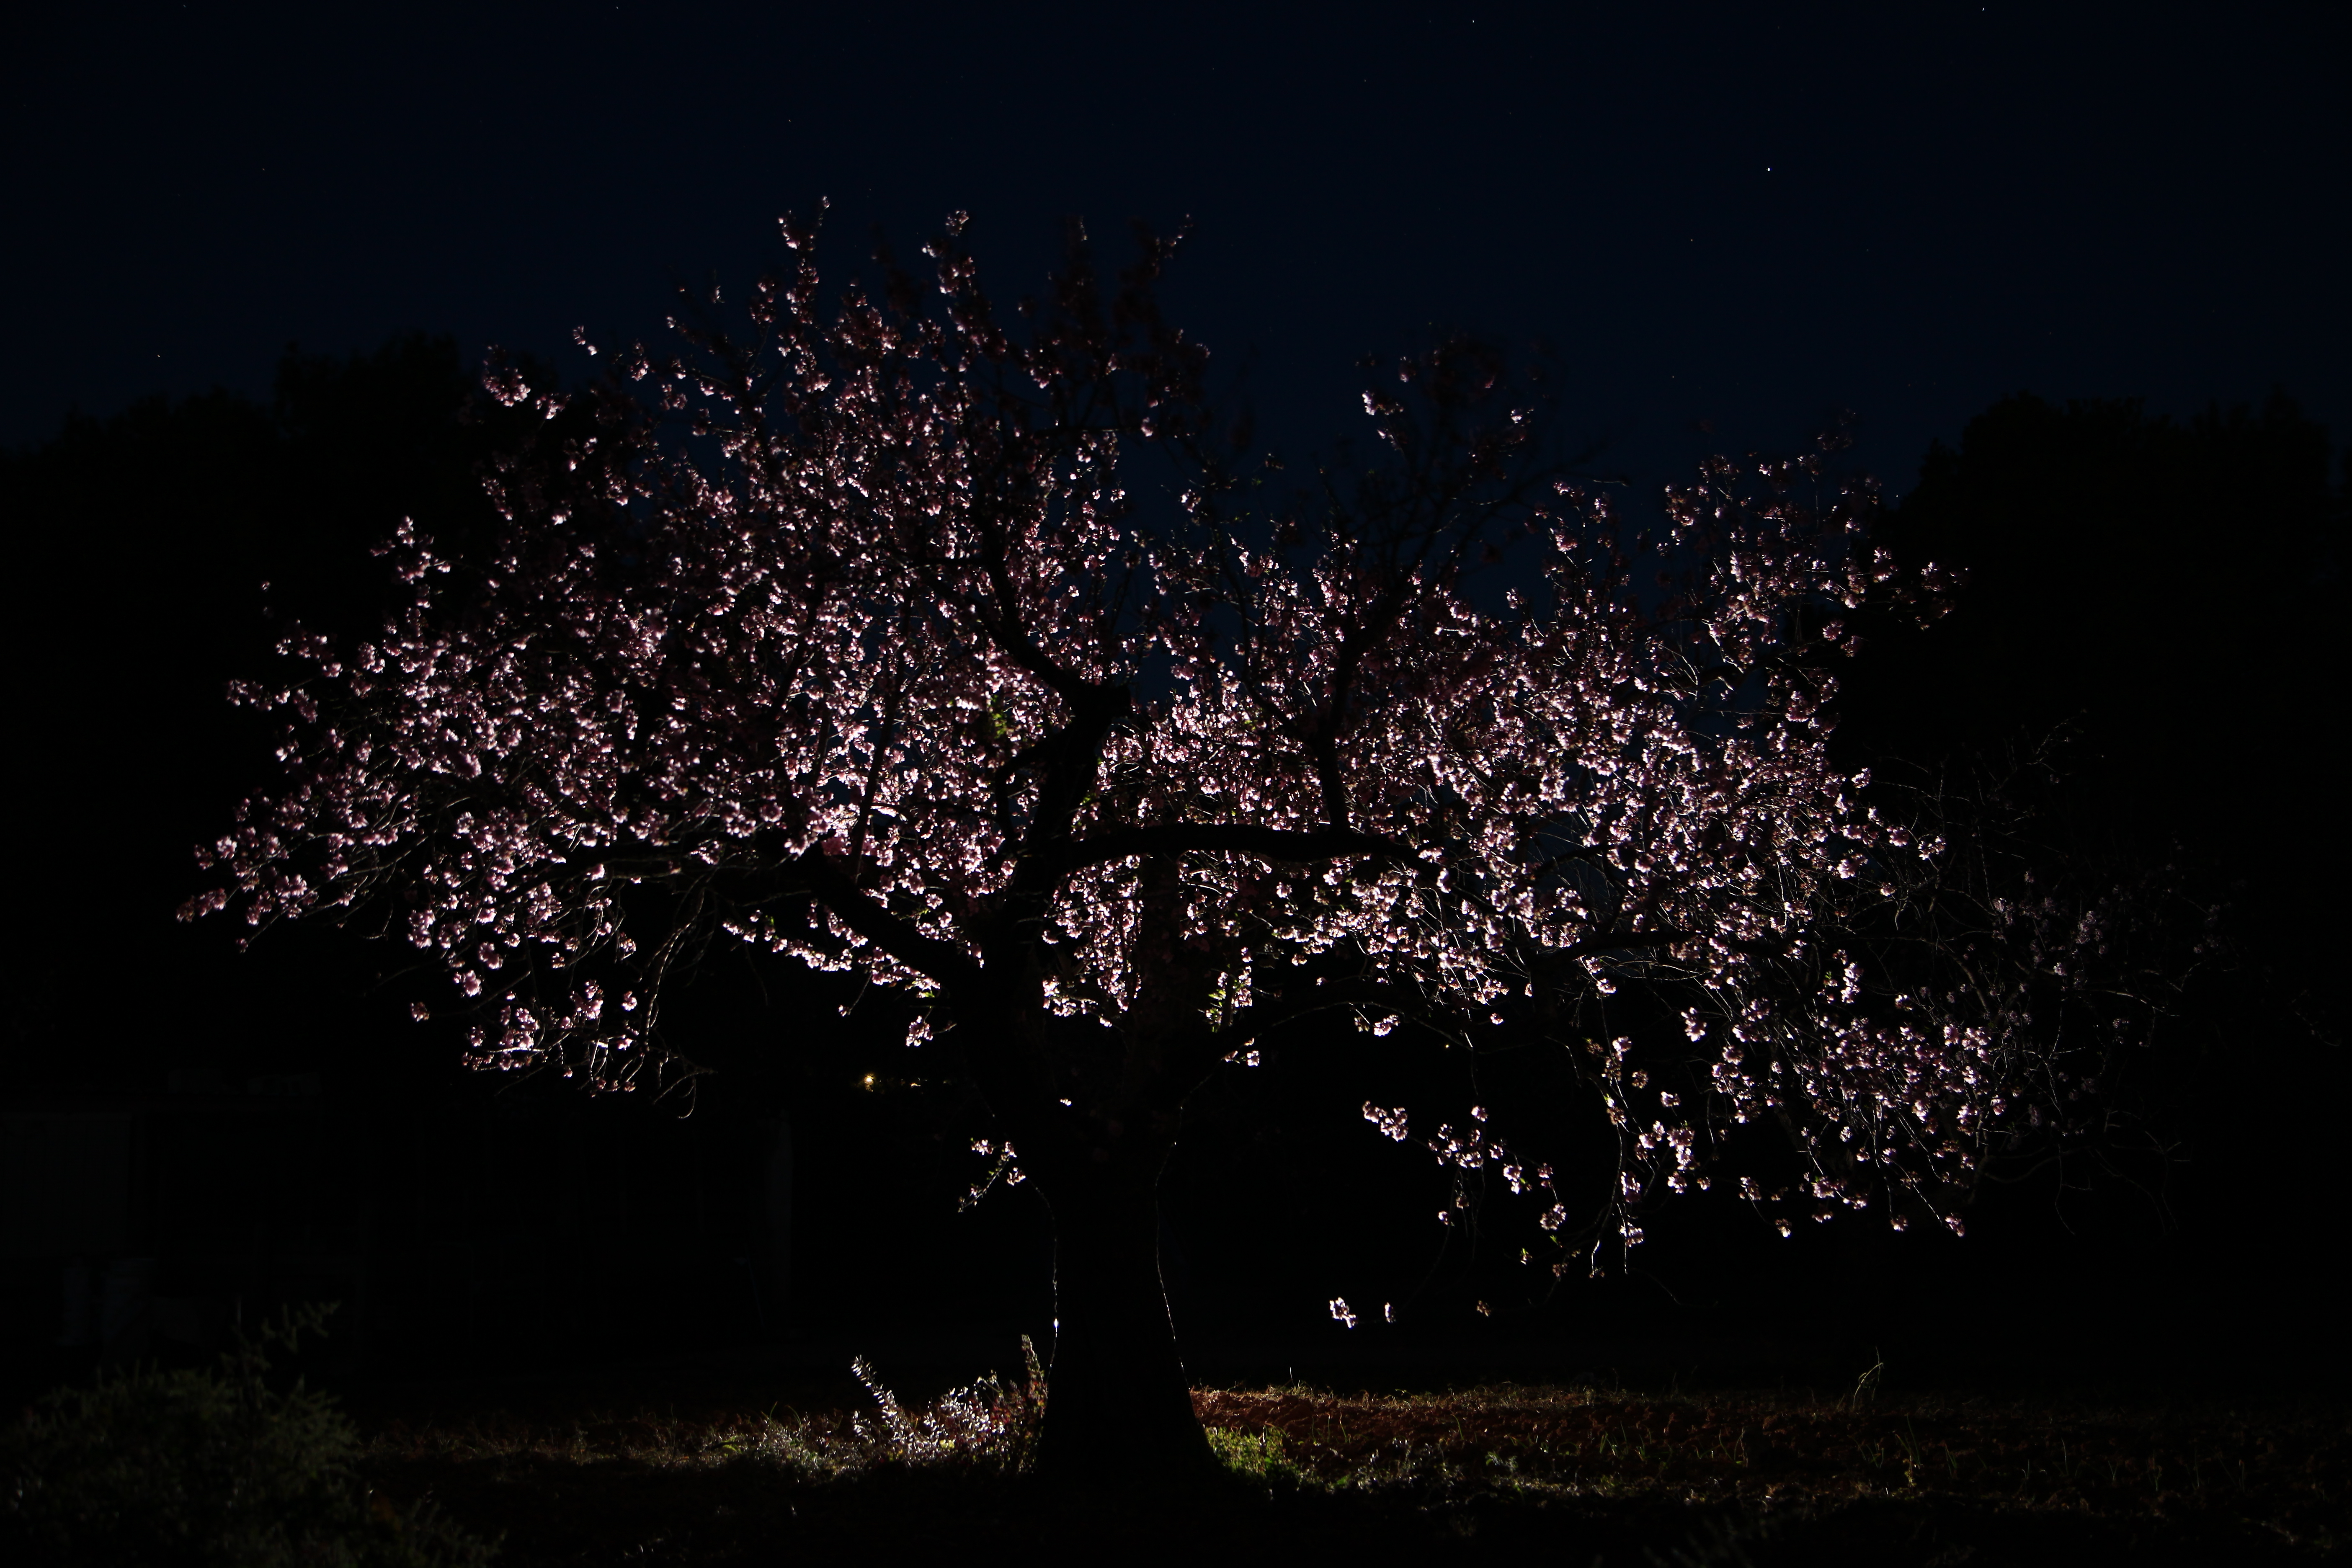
[188,217,2106,1473]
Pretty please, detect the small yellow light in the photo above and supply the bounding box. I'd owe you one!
[862,1073,876,1089]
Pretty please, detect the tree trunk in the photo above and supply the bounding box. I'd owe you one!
[1033,1171,1215,1485]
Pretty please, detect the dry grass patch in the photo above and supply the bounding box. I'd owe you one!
[333,1375,2347,1564]
[1194,1381,2347,1551]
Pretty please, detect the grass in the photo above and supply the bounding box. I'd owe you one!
[1193,1382,2346,1557]
[338,1370,2348,1564]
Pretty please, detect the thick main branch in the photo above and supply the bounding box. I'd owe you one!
[790,843,985,991]
[1033,823,1412,879]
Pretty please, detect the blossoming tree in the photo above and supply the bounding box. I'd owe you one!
[191,215,2097,1478]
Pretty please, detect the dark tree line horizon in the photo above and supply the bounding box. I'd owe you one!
[4,326,2342,1349]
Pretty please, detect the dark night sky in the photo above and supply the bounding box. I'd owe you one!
[7,0,2344,486]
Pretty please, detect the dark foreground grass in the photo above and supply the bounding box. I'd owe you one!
[350,1374,2347,1565]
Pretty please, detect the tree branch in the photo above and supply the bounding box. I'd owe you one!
[791,844,985,991]
[1032,822,1413,879]
[1223,928,1707,1043]
[972,498,1100,707]
[1223,975,1441,1043]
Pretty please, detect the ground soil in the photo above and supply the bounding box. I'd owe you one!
[345,1349,2346,1565]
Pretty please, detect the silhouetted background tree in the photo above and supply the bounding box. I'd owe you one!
[7,336,527,1081]
[1837,391,2347,1260]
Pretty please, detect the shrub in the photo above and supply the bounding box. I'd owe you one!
[2,1306,495,1567]
[1204,1426,1312,1489]
[846,1334,1046,1471]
